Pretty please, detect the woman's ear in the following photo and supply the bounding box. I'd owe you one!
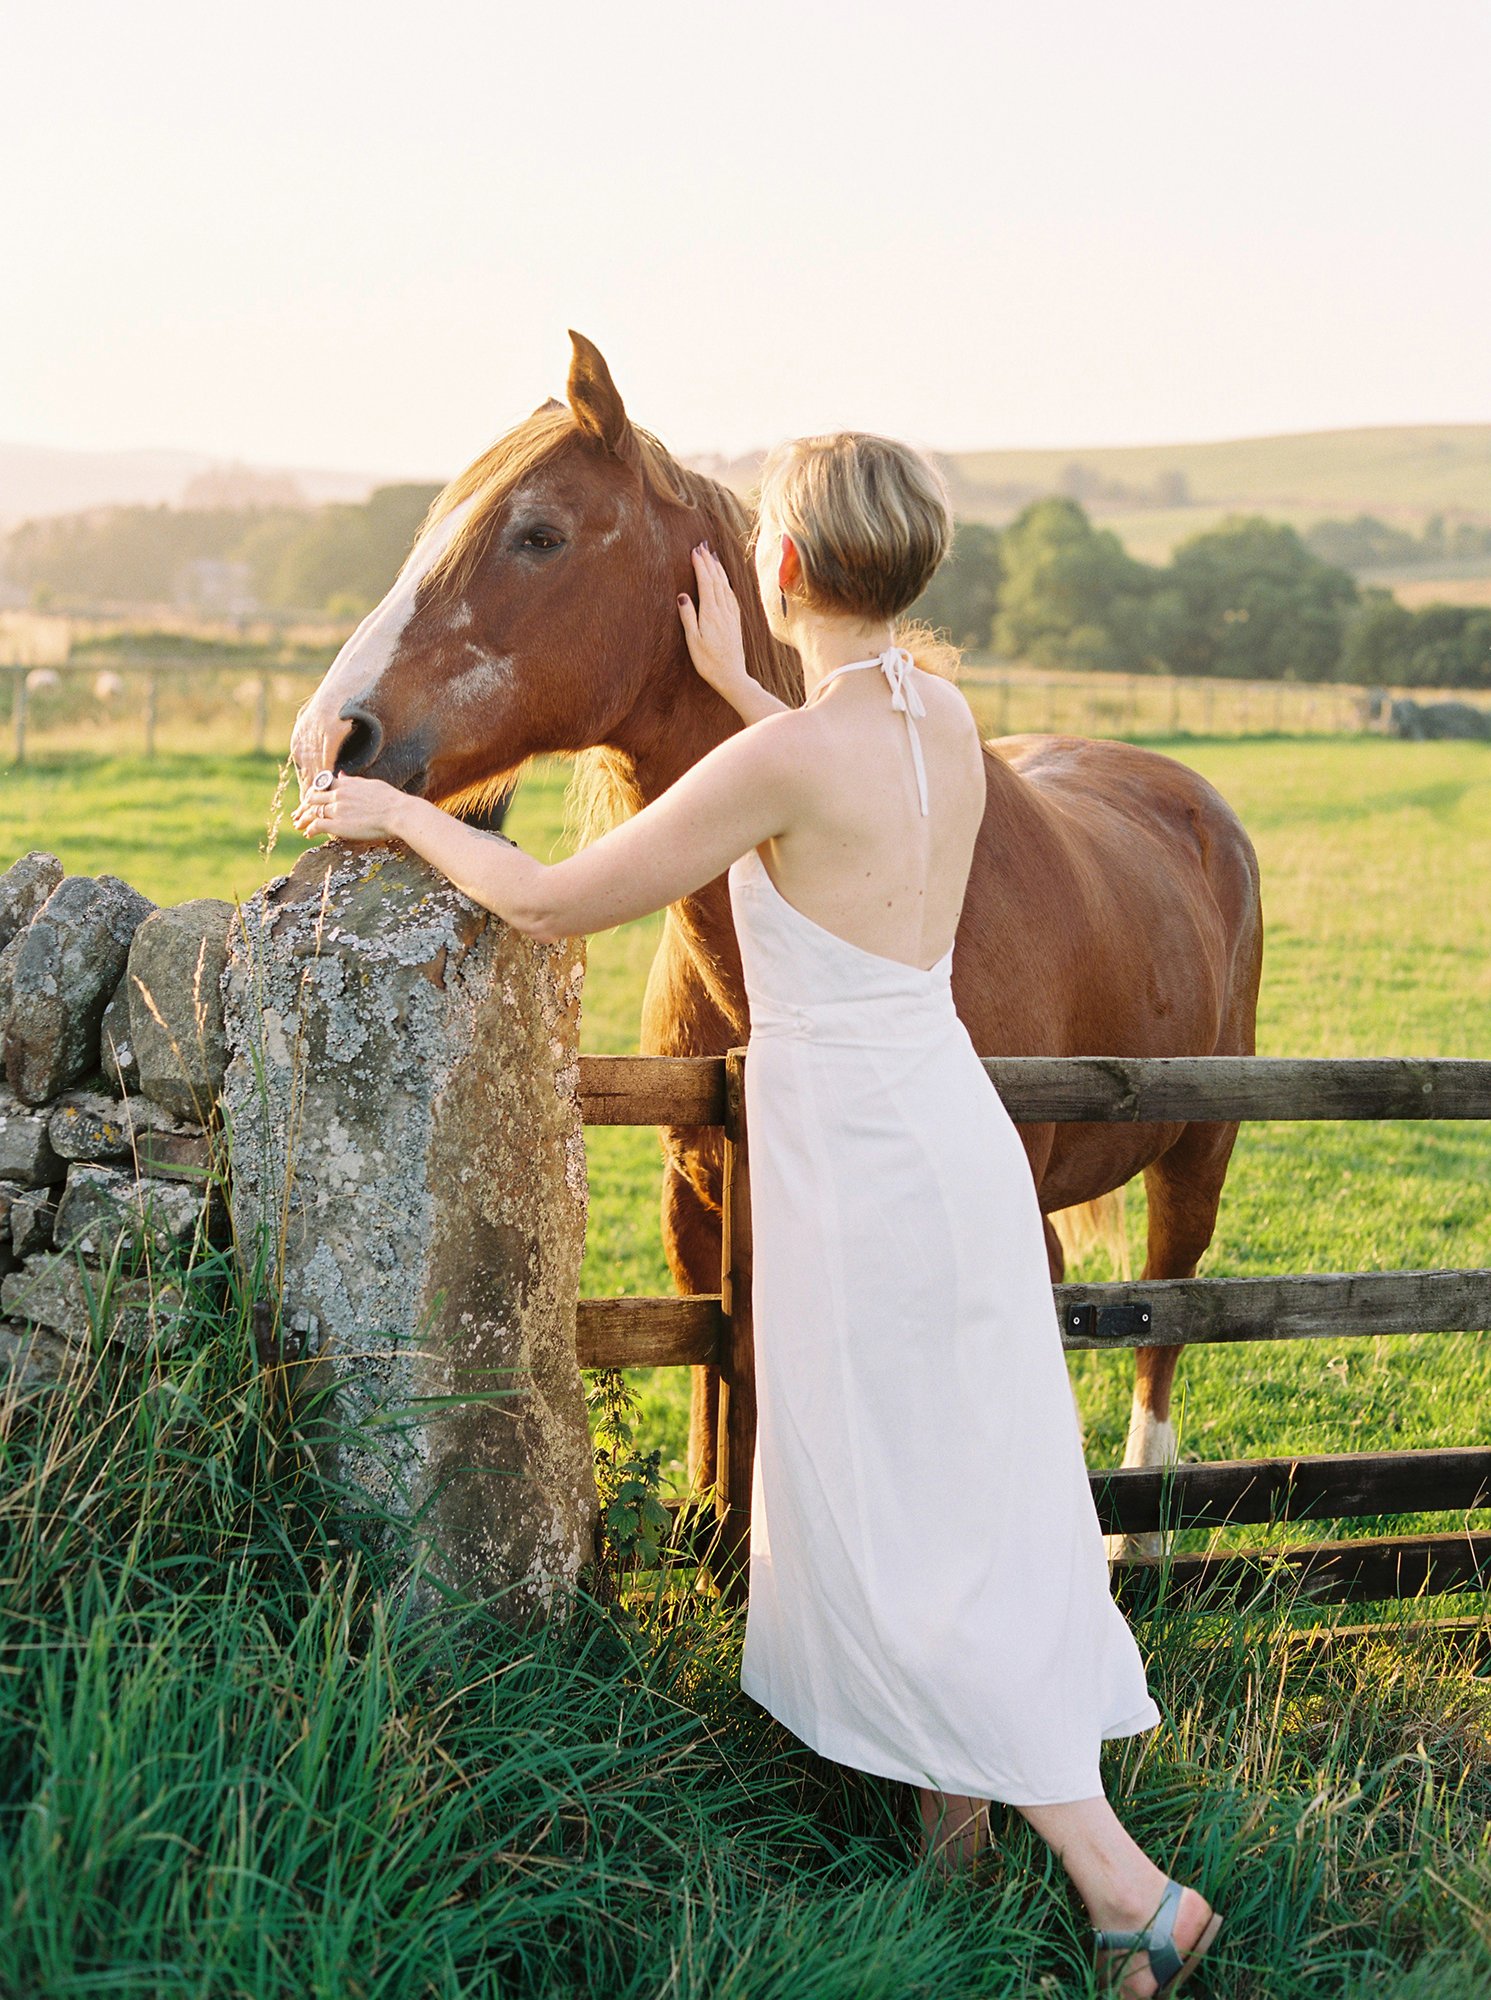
[778,532,804,595]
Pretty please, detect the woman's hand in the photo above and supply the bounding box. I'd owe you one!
[289,771,409,844]
[677,542,749,700]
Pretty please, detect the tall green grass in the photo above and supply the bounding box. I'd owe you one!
[5,1201,1491,1994]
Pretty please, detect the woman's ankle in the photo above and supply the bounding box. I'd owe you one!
[1084,1864,1174,1934]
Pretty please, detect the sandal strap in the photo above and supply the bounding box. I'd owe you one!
[1093,1878,1187,1988]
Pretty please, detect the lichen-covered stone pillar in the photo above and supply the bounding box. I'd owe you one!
[221,841,597,1621]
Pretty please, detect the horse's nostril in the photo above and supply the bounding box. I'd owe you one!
[337,703,384,774]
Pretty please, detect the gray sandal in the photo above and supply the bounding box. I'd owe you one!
[1092,1877,1224,1994]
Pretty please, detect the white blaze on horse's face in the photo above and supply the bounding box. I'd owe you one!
[291,497,478,791]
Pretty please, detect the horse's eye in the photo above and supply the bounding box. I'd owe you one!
[520,526,565,553]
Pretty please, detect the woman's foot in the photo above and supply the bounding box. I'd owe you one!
[1092,1882,1217,1997]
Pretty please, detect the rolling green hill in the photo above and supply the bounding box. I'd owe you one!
[943,423,1491,524]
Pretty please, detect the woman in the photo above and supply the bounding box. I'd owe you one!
[291,431,1223,1997]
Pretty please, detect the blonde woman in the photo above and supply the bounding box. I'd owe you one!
[292,431,1223,1997]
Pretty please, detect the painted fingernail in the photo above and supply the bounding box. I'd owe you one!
[677,593,688,605]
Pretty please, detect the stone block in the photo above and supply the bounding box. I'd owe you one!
[0,1253,184,1350]
[0,851,64,953]
[222,841,595,1622]
[0,1088,65,1187]
[1,875,156,1104]
[0,1182,21,1277]
[47,1090,132,1165]
[9,1188,57,1258]
[100,972,140,1093]
[0,1321,86,1394]
[54,1163,205,1260]
[126,898,232,1121]
[47,1091,215,1189]
[132,1128,213,1182]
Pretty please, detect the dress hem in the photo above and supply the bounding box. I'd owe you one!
[739,1675,1163,1808]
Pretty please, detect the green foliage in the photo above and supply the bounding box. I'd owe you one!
[3,483,442,616]
[909,519,1004,650]
[993,497,1161,671]
[253,483,440,615]
[4,504,294,607]
[1154,515,1359,682]
[586,1366,672,1606]
[1342,593,1491,689]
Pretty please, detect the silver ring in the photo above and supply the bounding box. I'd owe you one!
[312,768,334,791]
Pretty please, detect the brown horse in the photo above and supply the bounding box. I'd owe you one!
[290,330,1263,1556]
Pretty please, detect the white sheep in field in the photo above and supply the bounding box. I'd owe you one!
[93,670,126,700]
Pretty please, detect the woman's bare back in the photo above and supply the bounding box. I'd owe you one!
[756,655,987,971]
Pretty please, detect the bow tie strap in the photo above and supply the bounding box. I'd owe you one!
[805,645,931,816]
[877,648,930,816]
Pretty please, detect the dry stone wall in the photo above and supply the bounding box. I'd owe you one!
[0,851,225,1383]
[0,838,600,1622]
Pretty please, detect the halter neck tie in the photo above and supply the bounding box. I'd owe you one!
[807,646,929,815]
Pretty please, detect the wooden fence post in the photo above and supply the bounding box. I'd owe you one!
[12,669,26,767]
[144,672,159,757]
[254,673,269,754]
[713,1043,756,1609]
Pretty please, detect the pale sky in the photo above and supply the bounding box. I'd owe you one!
[5,0,1488,480]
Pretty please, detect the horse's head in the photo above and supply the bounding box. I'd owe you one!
[290,331,796,817]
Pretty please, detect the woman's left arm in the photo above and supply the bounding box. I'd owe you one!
[289,709,806,942]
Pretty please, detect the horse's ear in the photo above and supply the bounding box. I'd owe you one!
[566,331,636,461]
[531,396,564,416]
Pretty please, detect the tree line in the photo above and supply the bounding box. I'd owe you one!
[4,487,1489,690]
[913,500,1491,689]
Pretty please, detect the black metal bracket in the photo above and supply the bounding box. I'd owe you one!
[1063,1298,1154,1343]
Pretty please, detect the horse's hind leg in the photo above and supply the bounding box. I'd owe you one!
[1107,1118,1243,1561]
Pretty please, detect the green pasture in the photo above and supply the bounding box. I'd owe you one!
[5,723,1486,1512]
[4,723,1491,1995]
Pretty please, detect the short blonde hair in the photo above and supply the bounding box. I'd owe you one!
[752,431,954,623]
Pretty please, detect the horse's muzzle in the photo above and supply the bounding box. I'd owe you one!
[335,705,433,796]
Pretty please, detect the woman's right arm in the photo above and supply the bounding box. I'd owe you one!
[678,544,792,723]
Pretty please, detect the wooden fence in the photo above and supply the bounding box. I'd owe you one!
[4,660,326,763]
[575,1052,1491,1616]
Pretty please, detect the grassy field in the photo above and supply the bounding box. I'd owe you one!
[3,722,1490,1993]
[5,720,1486,1505]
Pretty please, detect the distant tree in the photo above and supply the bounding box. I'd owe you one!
[258,483,442,613]
[1448,519,1491,560]
[993,498,1160,671]
[1342,594,1491,689]
[2,504,287,608]
[1157,516,1358,680]
[1152,468,1191,508]
[909,520,1003,650]
[1303,514,1421,571]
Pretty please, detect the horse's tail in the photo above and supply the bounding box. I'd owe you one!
[1047,1187,1131,1281]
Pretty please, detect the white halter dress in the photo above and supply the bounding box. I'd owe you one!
[728,647,1161,1805]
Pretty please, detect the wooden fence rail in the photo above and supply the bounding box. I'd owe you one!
[5,660,327,763]
[577,1051,1491,1613]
